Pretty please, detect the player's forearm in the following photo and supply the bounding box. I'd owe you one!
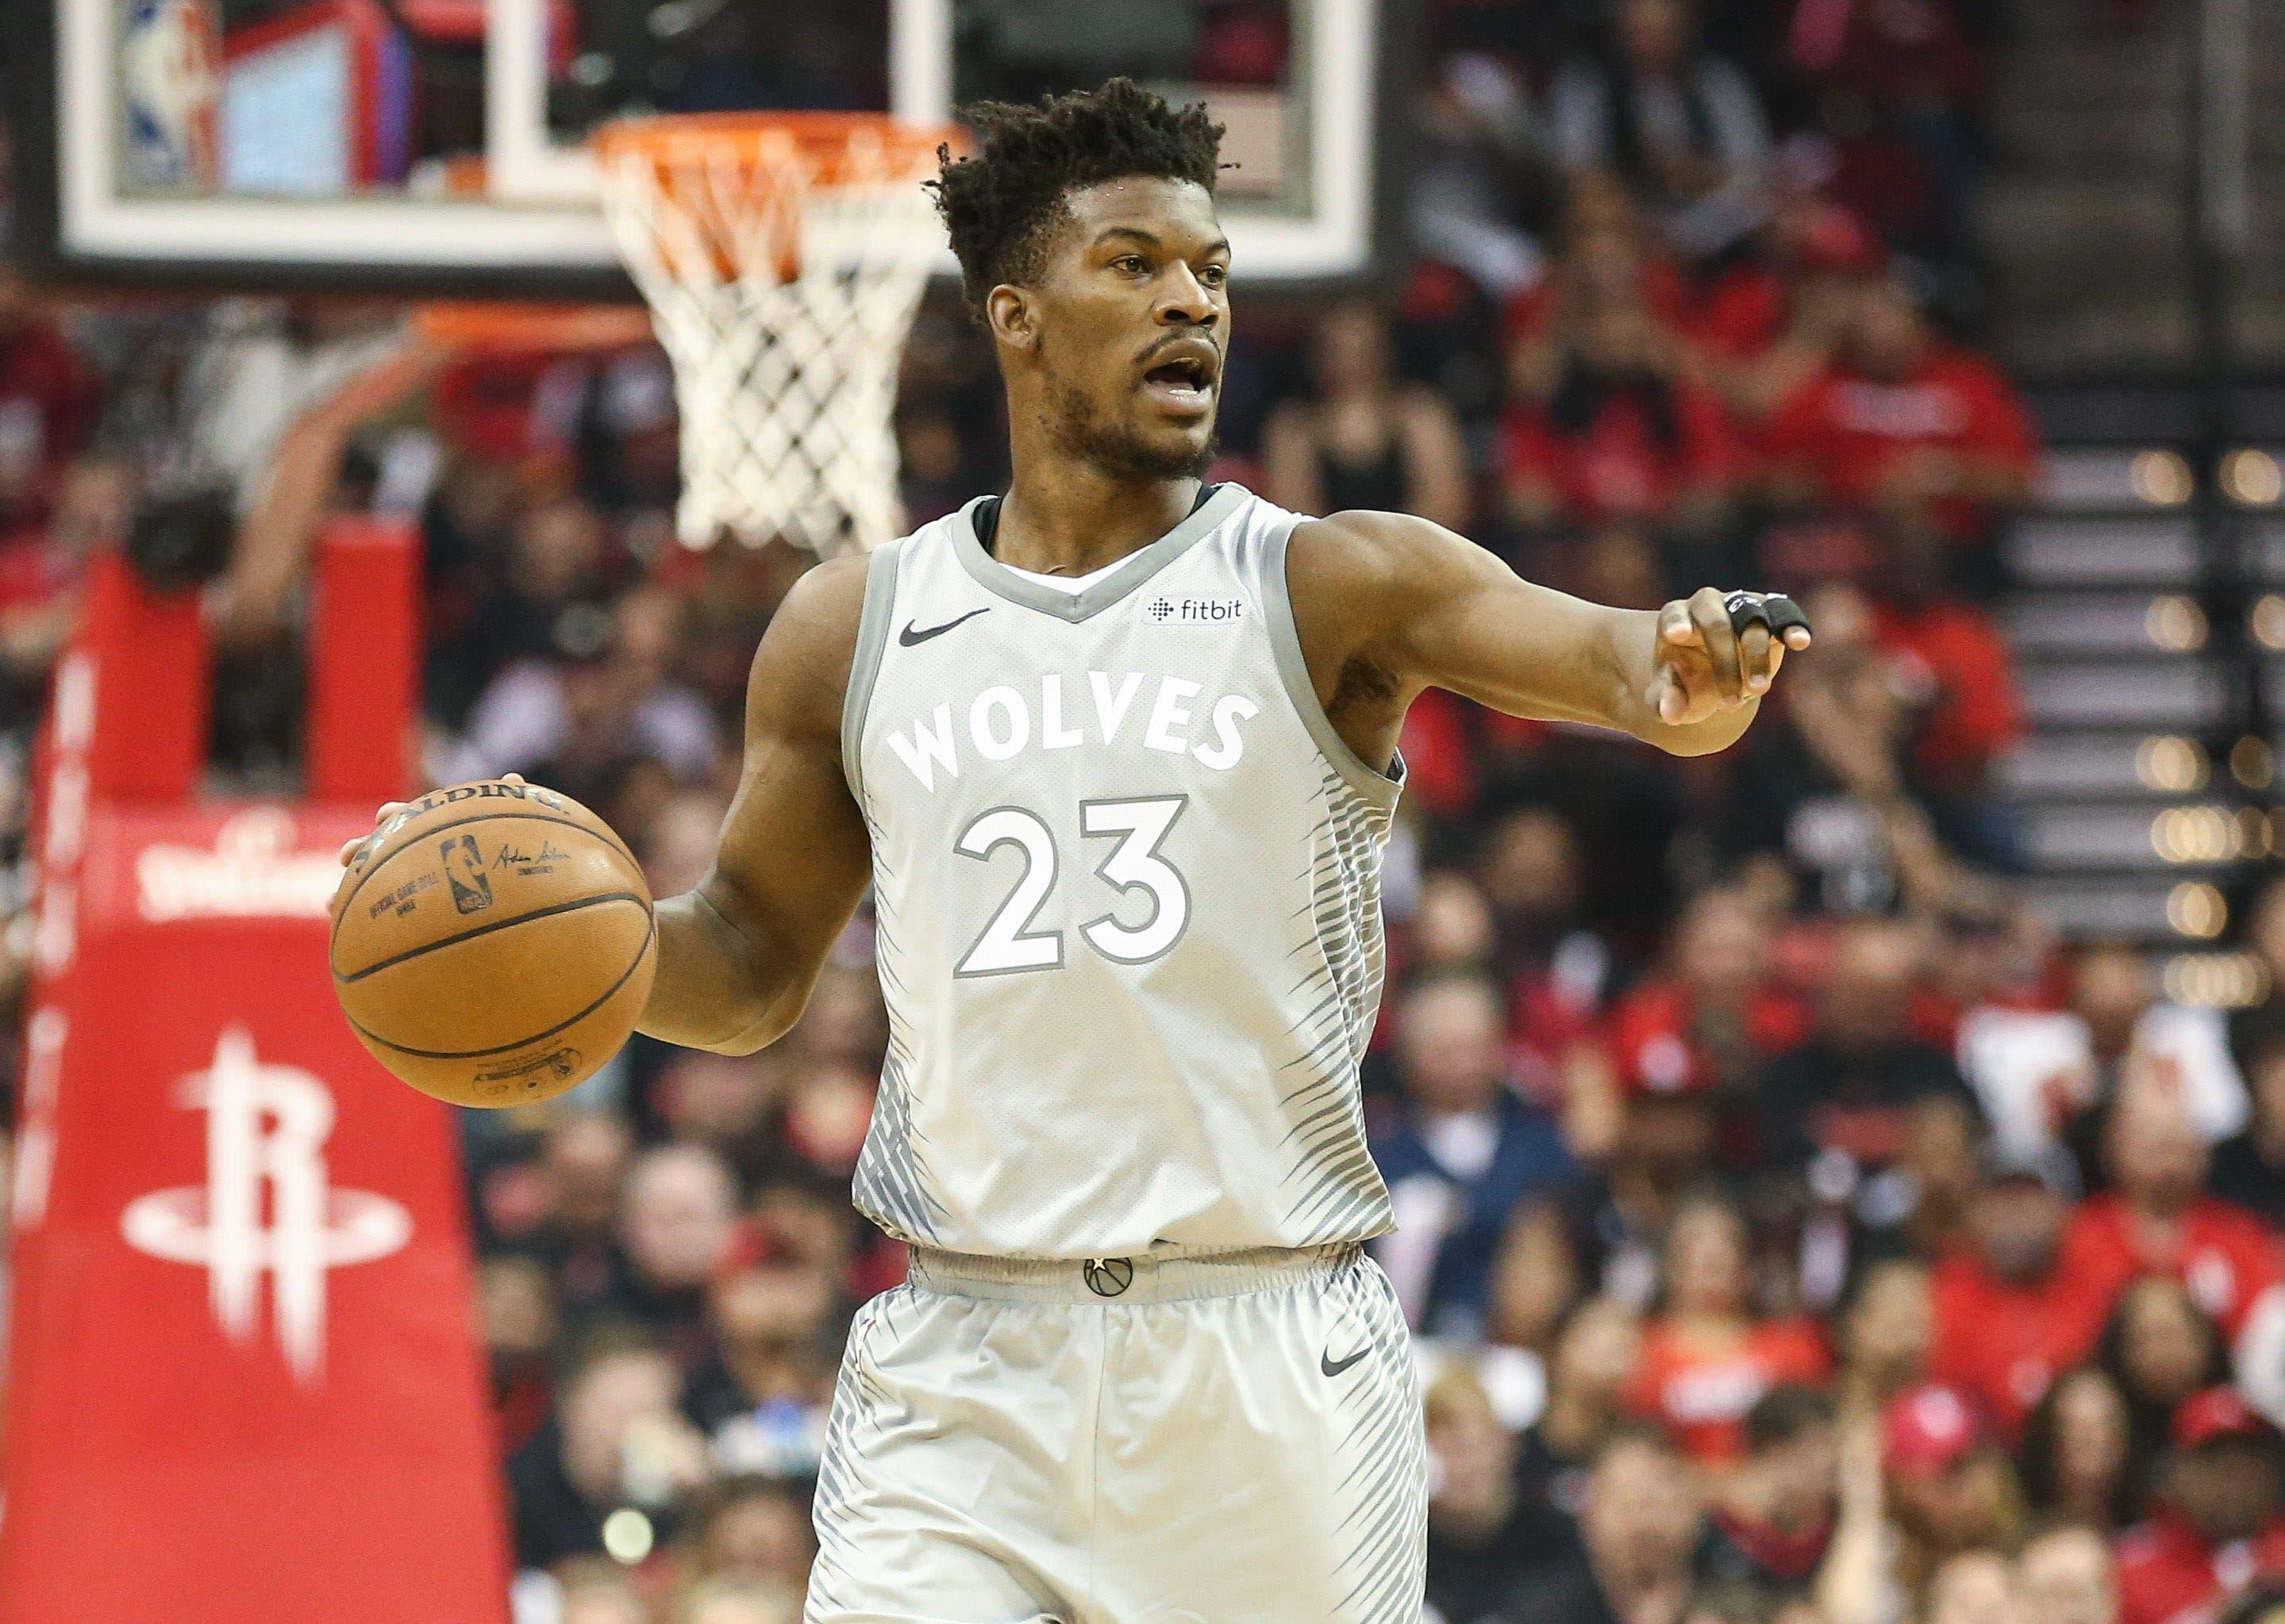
[639,882,813,1055]
[1410,585,1760,756]
[1304,513,1779,759]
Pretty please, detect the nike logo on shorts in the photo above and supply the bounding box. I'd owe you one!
[898,606,991,645]
[1321,1345,1368,1378]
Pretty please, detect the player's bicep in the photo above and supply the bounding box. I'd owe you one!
[704,560,874,964]
[706,709,871,958]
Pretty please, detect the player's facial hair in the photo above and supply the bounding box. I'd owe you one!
[1042,355,1214,482]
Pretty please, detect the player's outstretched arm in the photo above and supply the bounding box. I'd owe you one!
[1287,510,1810,759]
[640,556,875,1055]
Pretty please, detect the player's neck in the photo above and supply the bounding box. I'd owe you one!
[992,459,1202,578]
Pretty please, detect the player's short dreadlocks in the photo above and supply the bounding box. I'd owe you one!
[929,78,1224,321]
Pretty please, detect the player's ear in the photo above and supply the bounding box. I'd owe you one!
[987,284,1037,354]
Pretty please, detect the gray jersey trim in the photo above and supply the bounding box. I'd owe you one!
[951,483,1248,623]
[1263,518,1406,809]
[839,539,906,804]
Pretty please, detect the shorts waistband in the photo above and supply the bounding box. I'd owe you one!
[904,1243,1360,1304]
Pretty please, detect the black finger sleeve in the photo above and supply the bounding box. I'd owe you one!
[1725,591,1811,640]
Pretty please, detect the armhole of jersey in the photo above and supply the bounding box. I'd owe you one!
[1262,519,1406,808]
[840,539,904,806]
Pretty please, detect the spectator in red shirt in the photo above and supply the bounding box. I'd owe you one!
[1389,691,1484,820]
[1767,277,2037,571]
[1625,1194,1832,1465]
[1930,1147,2107,1438]
[2063,1079,2285,1346]
[1498,289,1741,542]
[1866,525,2025,864]
[2114,1391,2285,1624]
[1504,177,1695,376]
[1603,887,1811,1108]
[1583,902,1798,1252]
[1692,190,1891,421]
[1191,0,1287,83]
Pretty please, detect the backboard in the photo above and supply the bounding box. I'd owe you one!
[9,0,1402,297]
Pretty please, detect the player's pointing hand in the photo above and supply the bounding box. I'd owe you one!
[1647,588,1812,726]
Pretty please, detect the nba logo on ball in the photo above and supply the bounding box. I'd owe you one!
[120,0,221,189]
[440,835,493,914]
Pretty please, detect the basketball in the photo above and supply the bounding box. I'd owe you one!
[329,780,656,1108]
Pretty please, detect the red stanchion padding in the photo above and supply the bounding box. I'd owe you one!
[0,802,511,1624]
[306,517,421,806]
[75,553,210,803]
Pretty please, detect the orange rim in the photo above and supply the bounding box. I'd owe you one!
[590,111,963,183]
[414,301,653,354]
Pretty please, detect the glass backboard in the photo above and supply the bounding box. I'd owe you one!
[12,0,1398,294]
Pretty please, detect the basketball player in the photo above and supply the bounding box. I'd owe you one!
[349,80,1808,1623]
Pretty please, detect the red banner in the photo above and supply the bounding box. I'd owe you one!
[2,533,509,1622]
[0,802,512,1623]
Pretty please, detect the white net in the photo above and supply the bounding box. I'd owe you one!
[593,117,951,554]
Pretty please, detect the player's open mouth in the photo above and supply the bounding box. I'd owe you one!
[1139,346,1218,417]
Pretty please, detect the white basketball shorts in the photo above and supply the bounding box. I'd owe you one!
[802,1243,1426,1624]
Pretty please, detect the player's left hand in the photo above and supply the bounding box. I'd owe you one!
[333,771,536,868]
[1647,588,1813,726]
[330,773,533,922]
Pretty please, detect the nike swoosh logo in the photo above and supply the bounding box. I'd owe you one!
[1321,1345,1369,1378]
[898,606,991,646]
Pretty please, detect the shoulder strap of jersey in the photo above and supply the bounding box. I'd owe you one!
[840,538,906,804]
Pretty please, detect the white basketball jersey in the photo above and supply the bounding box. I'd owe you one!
[841,484,1402,1259]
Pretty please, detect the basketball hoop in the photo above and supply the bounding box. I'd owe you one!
[590,112,960,553]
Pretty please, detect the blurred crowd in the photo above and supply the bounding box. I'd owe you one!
[4,4,2283,1624]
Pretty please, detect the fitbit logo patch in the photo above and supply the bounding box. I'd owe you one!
[1148,597,1246,624]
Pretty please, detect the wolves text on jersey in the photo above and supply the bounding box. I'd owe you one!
[883,671,1262,793]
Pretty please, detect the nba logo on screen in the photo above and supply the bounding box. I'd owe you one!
[121,1028,412,1384]
[119,0,221,188]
